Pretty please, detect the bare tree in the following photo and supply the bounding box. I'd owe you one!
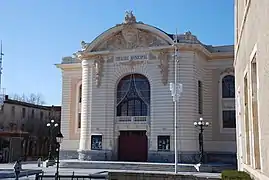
[10,93,46,105]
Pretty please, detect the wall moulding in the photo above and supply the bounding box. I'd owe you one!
[220,67,234,76]
[152,50,169,86]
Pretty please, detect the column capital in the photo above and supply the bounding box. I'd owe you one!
[81,59,90,67]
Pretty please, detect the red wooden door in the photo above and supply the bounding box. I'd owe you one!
[118,131,148,162]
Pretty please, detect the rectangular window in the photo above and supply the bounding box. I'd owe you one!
[222,110,236,128]
[91,135,102,150]
[31,109,35,118]
[40,111,44,120]
[22,108,26,118]
[157,136,170,151]
[78,113,81,128]
[11,106,15,116]
[244,74,251,165]
[251,56,261,169]
[198,80,203,114]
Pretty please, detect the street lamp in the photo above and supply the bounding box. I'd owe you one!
[55,132,63,180]
[194,117,209,164]
[46,119,59,160]
[169,38,183,174]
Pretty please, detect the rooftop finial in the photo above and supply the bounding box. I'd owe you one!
[124,10,136,24]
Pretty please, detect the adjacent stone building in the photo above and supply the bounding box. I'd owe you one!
[235,0,269,179]
[57,12,236,164]
[0,95,61,162]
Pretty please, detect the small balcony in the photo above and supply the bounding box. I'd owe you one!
[116,116,149,124]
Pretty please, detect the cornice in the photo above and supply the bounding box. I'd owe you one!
[59,43,233,71]
[55,63,82,70]
[75,43,233,60]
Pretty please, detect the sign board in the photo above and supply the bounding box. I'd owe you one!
[115,54,148,62]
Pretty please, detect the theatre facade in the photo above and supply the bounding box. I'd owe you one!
[57,12,236,163]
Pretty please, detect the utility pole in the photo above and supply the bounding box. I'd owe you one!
[169,30,183,174]
[0,40,4,106]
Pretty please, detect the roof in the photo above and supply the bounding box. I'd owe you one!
[3,95,61,111]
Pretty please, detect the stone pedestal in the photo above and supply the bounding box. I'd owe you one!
[43,159,55,167]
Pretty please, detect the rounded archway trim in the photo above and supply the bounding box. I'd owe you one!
[85,23,174,52]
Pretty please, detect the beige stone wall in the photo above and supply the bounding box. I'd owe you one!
[235,0,269,179]
[59,50,235,154]
[58,20,236,159]
[0,102,52,131]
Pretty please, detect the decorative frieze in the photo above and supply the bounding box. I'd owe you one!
[94,56,104,88]
[152,50,169,85]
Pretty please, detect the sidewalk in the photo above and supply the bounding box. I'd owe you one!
[0,162,221,179]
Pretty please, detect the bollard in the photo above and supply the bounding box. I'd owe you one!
[37,158,41,167]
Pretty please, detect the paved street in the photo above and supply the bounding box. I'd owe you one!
[0,162,221,179]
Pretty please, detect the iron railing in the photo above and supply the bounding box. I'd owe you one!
[116,116,148,123]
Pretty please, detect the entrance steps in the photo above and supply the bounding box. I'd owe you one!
[60,160,236,173]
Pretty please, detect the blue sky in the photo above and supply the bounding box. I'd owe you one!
[0,0,234,105]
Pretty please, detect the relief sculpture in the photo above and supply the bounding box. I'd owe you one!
[93,27,168,52]
[94,56,104,88]
[154,51,169,85]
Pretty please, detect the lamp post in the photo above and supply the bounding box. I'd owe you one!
[55,132,63,180]
[169,39,183,174]
[46,119,59,160]
[194,117,209,164]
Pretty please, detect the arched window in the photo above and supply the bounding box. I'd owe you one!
[116,74,150,116]
[222,75,235,98]
[220,74,236,130]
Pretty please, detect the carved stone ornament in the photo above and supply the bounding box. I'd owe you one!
[124,10,136,24]
[220,67,234,75]
[153,51,169,85]
[94,56,104,88]
[81,41,89,50]
[93,27,168,52]
[93,12,168,52]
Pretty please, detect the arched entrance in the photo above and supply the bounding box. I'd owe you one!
[116,74,150,162]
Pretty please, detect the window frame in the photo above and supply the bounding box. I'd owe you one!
[219,72,236,134]
[222,110,236,129]
[116,74,150,117]
[157,135,171,151]
[75,80,82,133]
[91,134,102,150]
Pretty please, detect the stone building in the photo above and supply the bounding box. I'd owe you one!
[57,12,236,164]
[0,95,61,162]
[234,0,269,179]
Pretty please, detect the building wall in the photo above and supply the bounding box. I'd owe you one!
[58,19,235,163]
[59,51,235,162]
[0,101,52,131]
[235,0,269,179]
